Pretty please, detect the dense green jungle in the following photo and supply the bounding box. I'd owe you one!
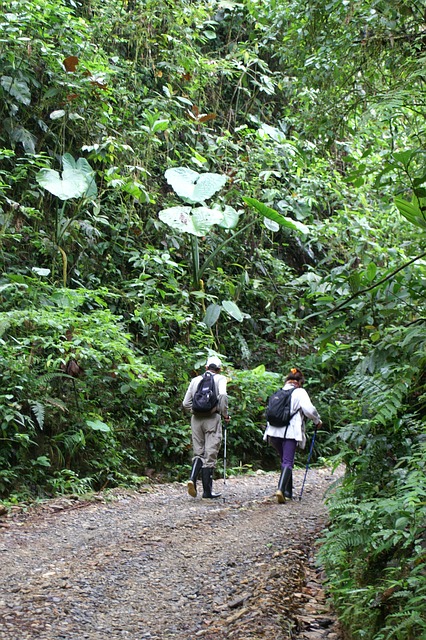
[0,0,425,637]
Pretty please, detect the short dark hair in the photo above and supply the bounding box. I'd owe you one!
[207,364,220,372]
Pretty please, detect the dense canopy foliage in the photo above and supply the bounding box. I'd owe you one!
[0,1,425,638]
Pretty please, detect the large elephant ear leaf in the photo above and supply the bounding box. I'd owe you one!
[36,154,97,200]
[190,207,223,235]
[158,206,218,236]
[75,157,97,198]
[263,217,280,232]
[159,204,236,237]
[192,173,227,203]
[210,204,240,229]
[165,167,227,203]
[36,168,88,200]
[395,197,426,229]
[243,196,309,234]
[165,167,200,200]
[158,206,199,235]
[62,153,97,198]
[62,153,77,172]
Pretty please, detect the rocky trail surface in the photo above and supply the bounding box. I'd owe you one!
[0,467,344,640]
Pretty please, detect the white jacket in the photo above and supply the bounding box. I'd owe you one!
[263,383,321,447]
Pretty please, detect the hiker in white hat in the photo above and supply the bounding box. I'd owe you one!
[182,355,230,498]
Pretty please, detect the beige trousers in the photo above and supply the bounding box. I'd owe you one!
[191,413,222,468]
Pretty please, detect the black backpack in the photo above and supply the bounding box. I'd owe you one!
[192,371,219,414]
[266,387,298,428]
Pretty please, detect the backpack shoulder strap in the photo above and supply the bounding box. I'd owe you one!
[289,386,300,421]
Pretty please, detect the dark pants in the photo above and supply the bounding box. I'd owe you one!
[269,436,297,469]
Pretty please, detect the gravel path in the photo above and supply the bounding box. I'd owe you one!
[0,467,343,640]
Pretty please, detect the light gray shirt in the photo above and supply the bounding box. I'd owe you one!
[182,372,228,417]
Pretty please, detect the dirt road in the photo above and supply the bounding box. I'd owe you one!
[0,468,343,640]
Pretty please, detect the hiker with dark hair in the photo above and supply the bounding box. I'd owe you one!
[264,367,322,503]
[182,356,230,499]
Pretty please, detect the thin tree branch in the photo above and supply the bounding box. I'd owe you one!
[327,250,426,316]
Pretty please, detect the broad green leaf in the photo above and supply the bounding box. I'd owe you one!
[1,76,31,105]
[251,364,266,375]
[413,172,426,188]
[392,150,414,167]
[34,455,51,467]
[61,153,78,172]
[203,303,222,327]
[11,126,37,154]
[349,273,361,293]
[192,206,225,232]
[159,205,227,236]
[159,206,193,232]
[395,197,426,229]
[211,204,240,229]
[165,167,199,200]
[165,167,227,203]
[263,217,280,232]
[72,157,97,198]
[36,154,97,200]
[36,168,88,200]
[395,517,410,529]
[259,123,286,143]
[50,110,66,120]
[192,173,227,203]
[222,300,244,322]
[31,267,51,277]
[366,262,377,282]
[86,419,110,432]
[243,197,309,234]
[151,119,169,132]
[122,180,150,203]
[159,206,218,236]
[63,153,94,179]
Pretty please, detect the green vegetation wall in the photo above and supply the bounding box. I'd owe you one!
[1,3,425,635]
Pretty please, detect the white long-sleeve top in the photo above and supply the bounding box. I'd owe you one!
[263,382,321,445]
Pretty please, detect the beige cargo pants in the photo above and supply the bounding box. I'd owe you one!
[191,413,222,468]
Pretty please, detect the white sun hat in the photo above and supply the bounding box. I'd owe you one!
[206,356,222,369]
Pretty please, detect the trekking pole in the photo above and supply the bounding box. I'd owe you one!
[298,426,317,501]
[223,426,227,483]
[222,417,230,502]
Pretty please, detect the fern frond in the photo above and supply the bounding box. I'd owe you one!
[332,530,370,552]
[347,374,408,424]
[45,397,68,412]
[383,610,425,639]
[28,401,45,429]
[36,372,76,385]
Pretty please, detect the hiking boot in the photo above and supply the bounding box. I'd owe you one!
[284,469,293,500]
[201,467,221,499]
[187,457,203,497]
[276,467,292,504]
